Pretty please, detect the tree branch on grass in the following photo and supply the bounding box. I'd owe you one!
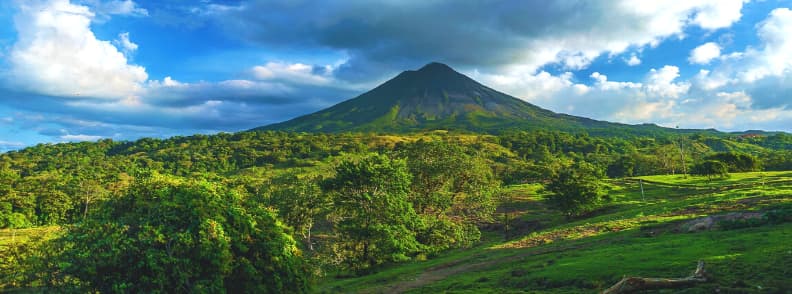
[602,261,707,294]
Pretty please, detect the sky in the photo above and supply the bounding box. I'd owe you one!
[1,0,792,151]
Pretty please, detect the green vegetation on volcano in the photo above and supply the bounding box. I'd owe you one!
[258,63,727,137]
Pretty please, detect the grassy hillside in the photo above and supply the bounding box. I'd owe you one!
[320,172,792,293]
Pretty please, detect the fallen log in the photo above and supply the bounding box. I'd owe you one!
[602,261,707,294]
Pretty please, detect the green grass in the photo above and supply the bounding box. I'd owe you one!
[321,172,792,293]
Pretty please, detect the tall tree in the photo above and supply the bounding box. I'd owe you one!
[269,172,330,251]
[400,140,500,251]
[323,154,420,270]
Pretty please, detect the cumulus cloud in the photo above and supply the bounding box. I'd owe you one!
[114,32,138,55]
[645,66,691,98]
[690,8,792,110]
[477,62,792,131]
[739,8,792,82]
[626,55,641,66]
[8,0,148,99]
[689,42,721,64]
[690,0,748,29]
[1,0,365,141]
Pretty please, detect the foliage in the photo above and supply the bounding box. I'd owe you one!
[690,160,729,180]
[51,173,310,293]
[544,162,605,217]
[398,140,500,252]
[1,129,792,291]
[704,152,761,172]
[322,154,420,271]
[269,172,330,250]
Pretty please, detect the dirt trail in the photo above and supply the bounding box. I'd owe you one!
[362,244,587,294]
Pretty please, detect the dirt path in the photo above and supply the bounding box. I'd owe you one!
[363,244,589,294]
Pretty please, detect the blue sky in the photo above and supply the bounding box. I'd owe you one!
[1,0,792,151]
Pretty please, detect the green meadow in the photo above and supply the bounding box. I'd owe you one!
[320,172,792,293]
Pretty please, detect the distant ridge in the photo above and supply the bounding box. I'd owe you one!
[257,62,719,137]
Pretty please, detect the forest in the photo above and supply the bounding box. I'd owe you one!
[1,130,792,292]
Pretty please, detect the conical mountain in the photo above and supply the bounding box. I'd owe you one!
[258,62,705,136]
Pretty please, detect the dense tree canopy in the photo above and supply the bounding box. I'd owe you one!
[399,140,500,251]
[322,154,420,271]
[52,173,310,293]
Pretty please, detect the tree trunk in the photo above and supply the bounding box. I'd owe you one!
[602,261,707,294]
[307,226,313,251]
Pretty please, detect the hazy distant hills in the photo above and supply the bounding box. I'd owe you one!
[258,62,722,137]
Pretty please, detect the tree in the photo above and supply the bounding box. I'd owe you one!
[52,173,310,293]
[399,140,500,251]
[0,164,30,228]
[322,153,420,271]
[269,172,330,251]
[607,155,635,178]
[704,152,761,172]
[545,162,605,217]
[691,160,729,180]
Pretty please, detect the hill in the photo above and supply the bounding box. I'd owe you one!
[322,172,792,293]
[258,63,717,137]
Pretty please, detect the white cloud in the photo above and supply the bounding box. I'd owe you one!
[472,64,792,131]
[739,8,792,82]
[114,32,138,55]
[626,55,641,66]
[251,62,334,86]
[518,0,749,70]
[60,134,103,141]
[645,66,691,98]
[79,0,148,17]
[690,7,792,110]
[689,42,721,64]
[9,0,148,99]
[690,0,748,30]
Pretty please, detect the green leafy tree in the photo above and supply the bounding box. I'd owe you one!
[691,160,729,180]
[400,140,500,251]
[323,153,420,271]
[269,172,330,251]
[52,173,310,293]
[0,163,31,228]
[545,162,605,217]
[606,155,635,178]
[704,152,761,172]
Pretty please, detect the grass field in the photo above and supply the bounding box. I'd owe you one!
[320,172,792,293]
